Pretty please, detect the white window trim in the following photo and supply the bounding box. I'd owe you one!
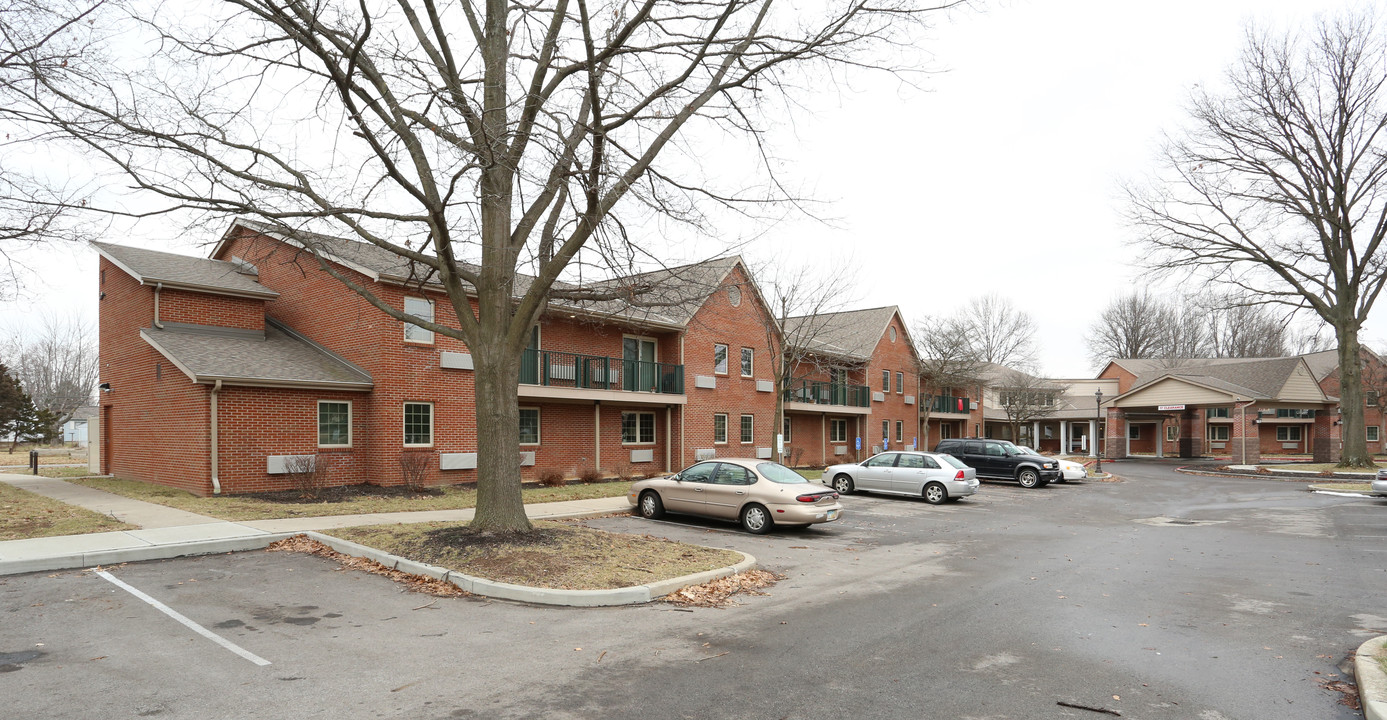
[622,411,656,445]
[830,419,847,443]
[896,372,904,394]
[881,370,890,392]
[782,416,792,443]
[740,413,754,444]
[1128,425,1140,440]
[740,347,754,378]
[1277,426,1302,442]
[1369,426,1381,442]
[896,420,904,443]
[622,333,658,361]
[1166,425,1177,442]
[317,400,352,448]
[1209,425,1230,441]
[519,406,541,446]
[882,420,889,441]
[713,413,729,445]
[713,343,729,376]
[403,402,434,447]
[403,296,436,345]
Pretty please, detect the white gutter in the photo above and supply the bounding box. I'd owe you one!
[211,379,222,494]
[153,283,165,329]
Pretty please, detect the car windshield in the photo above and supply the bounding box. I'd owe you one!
[999,441,1023,454]
[757,462,809,484]
[938,454,969,469]
[1016,446,1038,455]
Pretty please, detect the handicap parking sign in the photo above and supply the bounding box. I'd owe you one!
[855,437,861,450]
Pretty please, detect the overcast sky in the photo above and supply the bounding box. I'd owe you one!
[2,0,1377,379]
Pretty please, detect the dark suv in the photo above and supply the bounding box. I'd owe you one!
[932,438,1059,488]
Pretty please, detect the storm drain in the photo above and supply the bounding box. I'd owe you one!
[1134,516,1225,527]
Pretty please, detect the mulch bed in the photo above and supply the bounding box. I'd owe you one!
[242,477,629,504]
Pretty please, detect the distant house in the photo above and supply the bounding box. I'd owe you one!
[62,406,99,446]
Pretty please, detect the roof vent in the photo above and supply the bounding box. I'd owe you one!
[229,255,259,276]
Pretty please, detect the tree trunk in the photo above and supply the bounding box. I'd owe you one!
[1336,324,1373,467]
[470,339,533,532]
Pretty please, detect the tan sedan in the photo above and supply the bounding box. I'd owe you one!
[629,458,842,534]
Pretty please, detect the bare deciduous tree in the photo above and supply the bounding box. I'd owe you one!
[1130,11,1387,467]
[4,313,98,441]
[1202,297,1287,358]
[0,1,105,300]
[754,256,860,464]
[914,314,984,447]
[960,294,1037,369]
[13,0,957,529]
[992,368,1066,445]
[1085,291,1171,367]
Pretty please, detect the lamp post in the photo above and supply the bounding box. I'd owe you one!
[1094,389,1104,474]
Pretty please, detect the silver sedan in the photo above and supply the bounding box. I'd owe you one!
[1373,468,1387,497]
[822,451,979,504]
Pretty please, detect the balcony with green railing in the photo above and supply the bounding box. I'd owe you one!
[520,348,684,394]
[928,395,972,414]
[782,378,871,408]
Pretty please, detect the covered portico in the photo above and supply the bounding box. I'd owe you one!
[1101,371,1339,464]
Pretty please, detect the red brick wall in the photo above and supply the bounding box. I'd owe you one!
[679,265,780,466]
[98,257,213,494]
[864,311,921,451]
[1098,363,1139,394]
[159,288,264,331]
[215,388,370,493]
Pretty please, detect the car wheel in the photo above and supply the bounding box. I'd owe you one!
[1017,468,1041,488]
[832,474,855,495]
[740,504,773,534]
[638,491,665,519]
[922,482,948,505]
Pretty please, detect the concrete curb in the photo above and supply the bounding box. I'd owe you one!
[0,532,295,576]
[1358,635,1387,720]
[305,531,756,607]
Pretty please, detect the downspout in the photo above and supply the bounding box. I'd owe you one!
[153,282,165,329]
[211,380,222,494]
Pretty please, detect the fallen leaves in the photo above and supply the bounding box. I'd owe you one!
[267,534,470,598]
[663,569,785,608]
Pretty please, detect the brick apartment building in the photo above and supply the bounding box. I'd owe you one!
[779,307,921,466]
[92,219,786,495]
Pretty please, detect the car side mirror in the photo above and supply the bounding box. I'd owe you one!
[671,474,682,482]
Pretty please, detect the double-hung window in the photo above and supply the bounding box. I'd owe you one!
[1208,425,1230,441]
[622,412,655,444]
[713,343,729,375]
[403,402,433,446]
[740,348,754,377]
[895,420,903,443]
[896,372,904,394]
[1276,426,1302,442]
[318,401,351,447]
[1369,426,1381,442]
[403,297,435,343]
[713,413,728,444]
[782,416,792,442]
[881,370,890,391]
[829,419,847,443]
[519,407,540,445]
[740,414,754,444]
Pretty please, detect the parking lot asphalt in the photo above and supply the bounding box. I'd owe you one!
[2,461,1383,719]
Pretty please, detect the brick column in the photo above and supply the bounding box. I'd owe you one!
[1231,403,1261,465]
[1312,410,1342,463]
[1105,408,1127,460]
[1190,410,1206,457]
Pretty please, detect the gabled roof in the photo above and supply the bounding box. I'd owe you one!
[92,241,279,299]
[218,218,746,330]
[1110,355,1331,405]
[783,306,910,363]
[141,319,373,390]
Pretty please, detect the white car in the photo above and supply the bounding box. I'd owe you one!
[1015,446,1086,483]
[822,451,979,504]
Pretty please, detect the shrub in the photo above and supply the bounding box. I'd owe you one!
[577,466,604,484]
[613,463,636,481]
[399,450,433,492]
[537,468,567,487]
[790,447,805,467]
[284,454,327,499]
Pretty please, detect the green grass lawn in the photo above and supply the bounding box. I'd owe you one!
[796,468,824,481]
[68,476,634,521]
[1309,482,1374,492]
[1261,462,1381,473]
[0,481,135,540]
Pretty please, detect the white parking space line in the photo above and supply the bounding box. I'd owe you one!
[95,570,271,667]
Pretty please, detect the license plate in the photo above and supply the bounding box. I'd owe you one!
[826,509,839,521]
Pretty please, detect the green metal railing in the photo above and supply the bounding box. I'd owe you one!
[520,348,684,394]
[782,379,871,407]
[929,395,972,414]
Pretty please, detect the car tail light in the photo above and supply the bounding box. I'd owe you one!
[796,493,831,503]
[955,470,965,480]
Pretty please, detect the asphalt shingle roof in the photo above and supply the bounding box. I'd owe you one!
[1123,357,1303,400]
[783,306,898,362]
[142,320,372,389]
[92,241,278,299]
[228,219,740,329]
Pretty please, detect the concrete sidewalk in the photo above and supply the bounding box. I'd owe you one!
[0,473,633,576]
